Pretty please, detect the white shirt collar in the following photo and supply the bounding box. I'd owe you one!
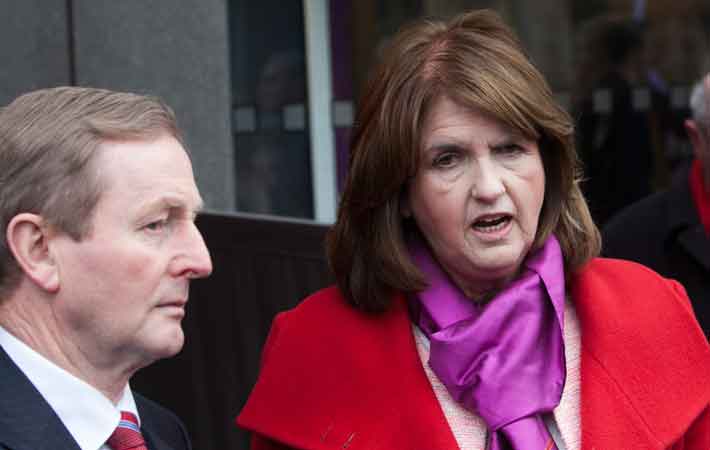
[0,325,140,450]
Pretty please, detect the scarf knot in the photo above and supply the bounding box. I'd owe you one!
[410,235,566,450]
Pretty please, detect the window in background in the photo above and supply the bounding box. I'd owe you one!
[229,0,314,219]
[342,0,710,225]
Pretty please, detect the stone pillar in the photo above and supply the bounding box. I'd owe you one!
[0,1,71,105]
[72,0,235,211]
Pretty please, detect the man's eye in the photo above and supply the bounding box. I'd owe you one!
[144,219,168,232]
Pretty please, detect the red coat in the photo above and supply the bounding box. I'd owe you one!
[238,258,710,449]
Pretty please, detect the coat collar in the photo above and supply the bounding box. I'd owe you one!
[0,344,177,450]
[136,395,188,450]
[238,288,459,449]
[142,426,173,450]
[572,258,710,449]
[239,259,710,449]
[666,176,710,272]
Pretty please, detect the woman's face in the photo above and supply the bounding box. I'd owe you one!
[404,96,545,299]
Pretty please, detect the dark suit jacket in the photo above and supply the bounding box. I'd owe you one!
[603,174,710,339]
[0,344,192,450]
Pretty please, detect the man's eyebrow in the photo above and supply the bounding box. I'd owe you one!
[137,195,204,217]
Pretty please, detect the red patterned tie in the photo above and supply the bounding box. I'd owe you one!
[107,411,148,450]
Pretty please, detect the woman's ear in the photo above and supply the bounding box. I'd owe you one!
[6,214,60,293]
[400,194,412,219]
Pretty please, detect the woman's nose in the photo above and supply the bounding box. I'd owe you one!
[470,160,505,202]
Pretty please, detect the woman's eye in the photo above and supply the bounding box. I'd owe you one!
[434,152,459,168]
[496,143,524,156]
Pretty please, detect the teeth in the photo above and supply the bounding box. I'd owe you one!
[473,215,510,232]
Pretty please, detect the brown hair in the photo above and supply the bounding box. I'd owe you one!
[327,9,601,313]
[0,86,182,296]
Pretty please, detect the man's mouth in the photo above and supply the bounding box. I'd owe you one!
[158,299,187,308]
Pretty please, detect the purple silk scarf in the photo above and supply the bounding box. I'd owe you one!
[409,235,566,450]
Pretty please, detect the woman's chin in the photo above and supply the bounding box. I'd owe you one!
[466,243,528,275]
[447,257,525,300]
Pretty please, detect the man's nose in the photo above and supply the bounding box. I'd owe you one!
[174,222,213,279]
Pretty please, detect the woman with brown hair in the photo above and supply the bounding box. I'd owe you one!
[238,9,709,449]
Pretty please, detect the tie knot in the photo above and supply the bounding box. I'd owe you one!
[107,411,147,450]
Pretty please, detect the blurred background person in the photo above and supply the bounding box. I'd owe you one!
[237,10,710,450]
[234,50,313,218]
[574,15,654,225]
[604,73,710,339]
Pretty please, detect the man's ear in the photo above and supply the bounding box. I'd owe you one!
[6,214,59,293]
[685,119,705,161]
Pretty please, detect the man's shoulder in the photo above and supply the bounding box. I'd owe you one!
[133,392,191,450]
[601,183,694,263]
[603,188,673,235]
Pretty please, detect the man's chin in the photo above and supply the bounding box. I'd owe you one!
[147,328,185,361]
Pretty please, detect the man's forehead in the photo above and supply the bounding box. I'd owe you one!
[92,136,203,212]
[139,192,205,214]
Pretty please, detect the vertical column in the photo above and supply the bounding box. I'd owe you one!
[0,1,71,105]
[71,0,235,212]
[304,0,338,223]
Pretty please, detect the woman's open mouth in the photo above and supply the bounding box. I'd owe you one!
[472,214,512,233]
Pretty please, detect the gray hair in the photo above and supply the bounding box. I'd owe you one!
[0,86,181,298]
[689,78,709,128]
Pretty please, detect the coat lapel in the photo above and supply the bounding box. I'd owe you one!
[135,394,191,450]
[667,179,710,272]
[142,427,173,450]
[238,287,459,449]
[0,346,81,450]
[573,258,710,449]
[677,225,710,272]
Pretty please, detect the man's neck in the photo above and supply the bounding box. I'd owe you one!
[0,292,132,403]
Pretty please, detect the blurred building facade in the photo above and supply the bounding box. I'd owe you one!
[1,0,709,224]
[2,2,709,450]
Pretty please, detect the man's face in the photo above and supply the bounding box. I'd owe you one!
[688,119,710,189]
[700,128,710,188]
[49,134,212,372]
[698,75,710,188]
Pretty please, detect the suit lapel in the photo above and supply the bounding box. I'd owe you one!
[0,345,81,450]
[666,180,710,271]
[142,427,173,450]
[135,395,189,450]
[677,225,710,272]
